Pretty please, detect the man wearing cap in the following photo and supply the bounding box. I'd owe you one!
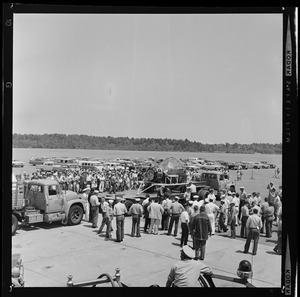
[167,196,185,237]
[192,195,204,213]
[113,197,128,242]
[190,205,212,260]
[166,245,213,287]
[128,198,143,237]
[89,190,100,228]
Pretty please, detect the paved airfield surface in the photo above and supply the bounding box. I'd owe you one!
[12,215,281,288]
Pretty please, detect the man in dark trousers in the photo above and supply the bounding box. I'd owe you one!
[167,196,185,237]
[128,198,143,237]
[143,197,152,233]
[243,208,263,256]
[190,205,212,260]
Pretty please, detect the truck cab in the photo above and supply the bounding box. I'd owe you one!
[12,178,85,235]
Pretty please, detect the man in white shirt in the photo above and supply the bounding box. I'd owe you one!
[206,189,216,203]
[186,182,197,199]
[205,198,219,235]
[180,204,190,247]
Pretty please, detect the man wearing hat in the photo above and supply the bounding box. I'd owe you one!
[191,195,204,214]
[113,197,128,242]
[89,190,100,228]
[167,196,185,237]
[166,245,213,287]
[128,198,143,237]
[190,205,212,260]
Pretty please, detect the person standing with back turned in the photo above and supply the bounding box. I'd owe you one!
[190,205,212,260]
[243,208,262,256]
[113,197,127,242]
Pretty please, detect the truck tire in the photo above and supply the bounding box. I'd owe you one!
[198,189,209,200]
[124,200,133,216]
[12,214,18,235]
[68,205,83,225]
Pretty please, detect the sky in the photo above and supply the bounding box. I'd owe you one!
[12,12,283,144]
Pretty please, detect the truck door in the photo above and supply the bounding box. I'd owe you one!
[47,185,64,213]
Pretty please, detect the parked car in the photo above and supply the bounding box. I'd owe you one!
[200,162,225,171]
[227,162,238,170]
[259,162,270,169]
[235,162,248,170]
[260,161,276,169]
[242,161,260,169]
[12,160,24,168]
[29,157,50,166]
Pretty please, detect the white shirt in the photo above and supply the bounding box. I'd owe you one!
[187,184,197,193]
[180,210,189,223]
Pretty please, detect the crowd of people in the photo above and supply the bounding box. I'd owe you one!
[14,164,283,287]
[16,166,282,258]
[16,166,147,193]
[82,181,282,262]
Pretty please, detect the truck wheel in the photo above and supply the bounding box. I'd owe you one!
[68,205,83,225]
[12,214,18,235]
[198,189,209,200]
[124,200,133,215]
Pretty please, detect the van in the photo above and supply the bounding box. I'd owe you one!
[78,160,104,171]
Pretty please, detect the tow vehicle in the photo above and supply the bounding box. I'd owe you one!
[12,174,86,235]
[120,158,233,209]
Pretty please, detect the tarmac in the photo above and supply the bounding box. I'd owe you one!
[11,215,281,288]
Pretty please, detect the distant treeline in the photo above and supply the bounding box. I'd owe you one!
[12,133,282,154]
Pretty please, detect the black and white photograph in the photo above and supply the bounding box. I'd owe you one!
[2,4,298,295]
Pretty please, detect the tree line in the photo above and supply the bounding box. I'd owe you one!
[12,133,282,154]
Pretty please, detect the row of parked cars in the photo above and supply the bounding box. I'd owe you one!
[185,158,276,171]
